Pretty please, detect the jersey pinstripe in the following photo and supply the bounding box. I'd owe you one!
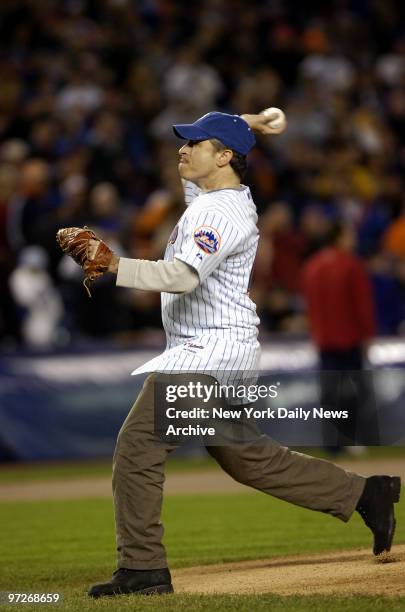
[182,178,201,206]
[132,180,261,388]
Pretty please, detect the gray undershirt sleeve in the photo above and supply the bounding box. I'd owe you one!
[116,257,200,294]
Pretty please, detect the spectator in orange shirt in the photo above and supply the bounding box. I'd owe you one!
[382,203,405,259]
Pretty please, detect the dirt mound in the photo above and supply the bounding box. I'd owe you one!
[173,545,405,596]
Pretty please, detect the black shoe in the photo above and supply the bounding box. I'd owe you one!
[356,475,401,555]
[88,567,173,598]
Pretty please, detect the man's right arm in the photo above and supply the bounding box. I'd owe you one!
[240,111,287,135]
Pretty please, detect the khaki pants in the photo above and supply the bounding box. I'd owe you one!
[112,373,365,569]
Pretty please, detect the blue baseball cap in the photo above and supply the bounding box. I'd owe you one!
[173,112,256,155]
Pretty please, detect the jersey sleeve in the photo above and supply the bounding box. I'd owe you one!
[182,179,201,207]
[174,206,242,282]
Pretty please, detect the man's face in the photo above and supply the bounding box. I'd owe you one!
[178,139,222,184]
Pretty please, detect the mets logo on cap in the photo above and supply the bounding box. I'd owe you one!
[194,225,221,254]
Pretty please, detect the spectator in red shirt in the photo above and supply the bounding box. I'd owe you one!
[302,222,378,450]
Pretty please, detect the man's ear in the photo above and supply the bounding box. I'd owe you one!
[216,148,233,168]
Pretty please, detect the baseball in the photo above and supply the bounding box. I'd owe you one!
[262,107,287,134]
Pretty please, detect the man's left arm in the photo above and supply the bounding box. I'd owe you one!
[56,228,200,295]
[113,256,199,294]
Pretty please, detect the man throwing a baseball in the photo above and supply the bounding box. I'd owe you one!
[57,110,400,598]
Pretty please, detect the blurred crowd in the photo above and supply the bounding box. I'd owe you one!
[0,0,404,350]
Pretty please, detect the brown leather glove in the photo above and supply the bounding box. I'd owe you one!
[56,227,114,296]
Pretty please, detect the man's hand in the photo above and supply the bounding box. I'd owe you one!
[241,108,287,135]
[88,239,120,273]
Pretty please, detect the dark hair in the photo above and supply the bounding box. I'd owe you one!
[210,139,248,181]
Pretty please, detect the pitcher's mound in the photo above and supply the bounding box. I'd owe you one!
[173,545,405,596]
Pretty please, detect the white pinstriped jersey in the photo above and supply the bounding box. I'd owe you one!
[132,180,261,386]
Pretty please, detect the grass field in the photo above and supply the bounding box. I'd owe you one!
[1,446,404,483]
[0,456,216,483]
[1,486,405,611]
[0,593,403,612]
